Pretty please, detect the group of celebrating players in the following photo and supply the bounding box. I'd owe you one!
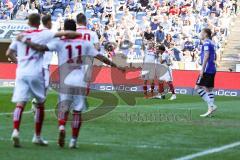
[5,11,217,149]
[6,13,124,148]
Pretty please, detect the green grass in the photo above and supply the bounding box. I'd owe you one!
[0,88,240,160]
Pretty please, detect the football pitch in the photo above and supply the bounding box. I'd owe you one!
[0,88,240,160]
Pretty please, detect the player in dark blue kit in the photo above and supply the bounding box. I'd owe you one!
[195,28,217,117]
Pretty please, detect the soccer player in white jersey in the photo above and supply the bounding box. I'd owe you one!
[6,14,81,148]
[76,13,100,48]
[141,41,157,98]
[155,45,176,100]
[76,13,101,95]
[31,15,54,109]
[19,19,125,148]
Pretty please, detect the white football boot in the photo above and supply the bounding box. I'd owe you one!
[32,135,48,146]
[169,94,177,100]
[69,138,77,149]
[200,105,218,117]
[11,129,21,148]
[153,93,164,99]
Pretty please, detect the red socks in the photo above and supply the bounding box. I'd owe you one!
[13,105,24,131]
[143,85,147,95]
[58,111,69,129]
[150,83,155,93]
[71,112,82,139]
[158,82,164,94]
[167,82,175,94]
[58,111,82,139]
[35,103,45,136]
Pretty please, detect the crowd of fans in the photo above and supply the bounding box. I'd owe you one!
[0,0,239,69]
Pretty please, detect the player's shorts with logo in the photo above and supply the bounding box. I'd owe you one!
[196,73,215,88]
[58,93,87,112]
[141,63,156,80]
[58,68,89,112]
[12,75,46,103]
[159,67,173,82]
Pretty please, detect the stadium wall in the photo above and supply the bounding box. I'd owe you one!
[0,63,240,96]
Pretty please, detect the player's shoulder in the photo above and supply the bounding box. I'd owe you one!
[203,39,213,45]
[22,29,44,34]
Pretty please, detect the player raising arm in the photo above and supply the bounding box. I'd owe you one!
[195,28,217,117]
[17,19,124,148]
[141,41,157,98]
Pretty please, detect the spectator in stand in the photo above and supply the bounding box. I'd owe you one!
[0,11,10,19]
[64,5,72,19]
[200,3,210,17]
[73,0,84,14]
[161,16,171,33]
[144,26,154,41]
[127,0,138,12]
[52,0,65,11]
[4,0,13,12]
[93,0,104,17]
[42,0,54,14]
[28,3,39,14]
[169,3,180,15]
[163,34,174,49]
[92,21,101,40]
[103,0,114,19]
[15,4,28,20]
[150,17,159,31]
[155,25,165,44]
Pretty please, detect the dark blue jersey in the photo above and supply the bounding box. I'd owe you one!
[200,39,216,74]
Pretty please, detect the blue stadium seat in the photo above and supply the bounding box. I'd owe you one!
[134,47,142,57]
[115,11,124,20]
[85,9,93,18]
[129,11,136,17]
[135,38,143,46]
[53,8,64,17]
[136,12,146,21]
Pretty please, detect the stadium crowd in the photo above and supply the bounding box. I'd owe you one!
[0,0,239,69]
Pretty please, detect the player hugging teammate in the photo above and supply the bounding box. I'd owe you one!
[141,40,176,100]
[6,13,124,148]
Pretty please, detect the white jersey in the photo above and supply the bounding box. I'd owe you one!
[143,49,157,64]
[47,36,99,87]
[41,28,55,69]
[9,29,55,77]
[161,51,172,66]
[159,51,173,81]
[76,26,99,45]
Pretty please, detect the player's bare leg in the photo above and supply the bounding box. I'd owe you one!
[143,80,148,99]
[167,81,176,100]
[11,102,26,147]
[69,111,82,149]
[32,102,48,146]
[58,110,69,147]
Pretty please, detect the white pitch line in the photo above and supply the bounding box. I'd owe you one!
[174,141,240,160]
[0,137,202,151]
[0,109,54,116]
